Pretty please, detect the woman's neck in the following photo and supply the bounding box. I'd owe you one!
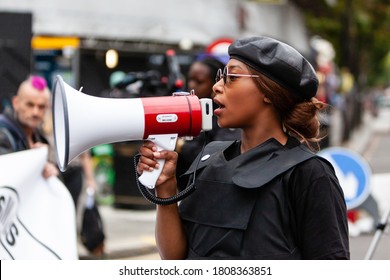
[240,127,287,153]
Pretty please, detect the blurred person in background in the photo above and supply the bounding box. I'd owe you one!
[61,152,106,258]
[0,75,58,178]
[0,75,105,258]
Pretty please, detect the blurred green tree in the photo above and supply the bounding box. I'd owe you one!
[293,0,390,87]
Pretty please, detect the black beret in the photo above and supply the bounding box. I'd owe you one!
[228,36,318,100]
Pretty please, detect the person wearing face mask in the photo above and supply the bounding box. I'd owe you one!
[137,36,350,260]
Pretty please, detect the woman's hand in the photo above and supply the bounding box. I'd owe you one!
[137,141,178,196]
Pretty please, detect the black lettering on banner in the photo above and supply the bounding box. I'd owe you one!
[0,186,62,259]
[0,195,5,211]
[0,187,19,247]
[6,223,18,245]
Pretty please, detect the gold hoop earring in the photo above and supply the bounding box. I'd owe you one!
[263,97,271,104]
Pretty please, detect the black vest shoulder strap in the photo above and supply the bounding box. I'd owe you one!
[232,144,316,189]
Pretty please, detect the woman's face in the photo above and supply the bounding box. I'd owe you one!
[187,62,214,99]
[212,59,265,129]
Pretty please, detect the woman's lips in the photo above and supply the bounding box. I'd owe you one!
[214,104,225,116]
[213,98,224,116]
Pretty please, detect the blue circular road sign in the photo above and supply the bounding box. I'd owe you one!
[318,147,372,210]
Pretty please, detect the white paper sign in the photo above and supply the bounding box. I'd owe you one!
[0,147,78,259]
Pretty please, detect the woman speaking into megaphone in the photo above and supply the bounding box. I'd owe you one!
[136,36,350,260]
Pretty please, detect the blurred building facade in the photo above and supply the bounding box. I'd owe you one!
[0,0,311,91]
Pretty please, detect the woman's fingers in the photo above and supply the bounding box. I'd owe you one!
[137,141,158,174]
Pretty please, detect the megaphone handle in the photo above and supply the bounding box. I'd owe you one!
[138,134,178,189]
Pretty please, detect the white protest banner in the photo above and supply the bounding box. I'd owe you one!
[0,146,78,259]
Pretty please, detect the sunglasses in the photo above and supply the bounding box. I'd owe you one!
[215,67,259,85]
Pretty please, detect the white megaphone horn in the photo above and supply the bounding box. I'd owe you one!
[52,75,213,189]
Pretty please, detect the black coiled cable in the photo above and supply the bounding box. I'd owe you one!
[134,131,208,205]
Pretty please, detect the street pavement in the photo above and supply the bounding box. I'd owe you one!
[78,107,390,260]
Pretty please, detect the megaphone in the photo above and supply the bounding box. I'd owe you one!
[52,75,213,191]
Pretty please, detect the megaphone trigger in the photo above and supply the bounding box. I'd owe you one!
[138,133,178,189]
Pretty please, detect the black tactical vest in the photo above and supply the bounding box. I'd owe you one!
[178,137,317,259]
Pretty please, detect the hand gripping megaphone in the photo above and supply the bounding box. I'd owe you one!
[52,75,213,203]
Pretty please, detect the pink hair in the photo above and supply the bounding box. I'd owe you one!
[30,75,47,91]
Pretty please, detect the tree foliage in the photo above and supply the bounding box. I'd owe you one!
[294,0,390,87]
